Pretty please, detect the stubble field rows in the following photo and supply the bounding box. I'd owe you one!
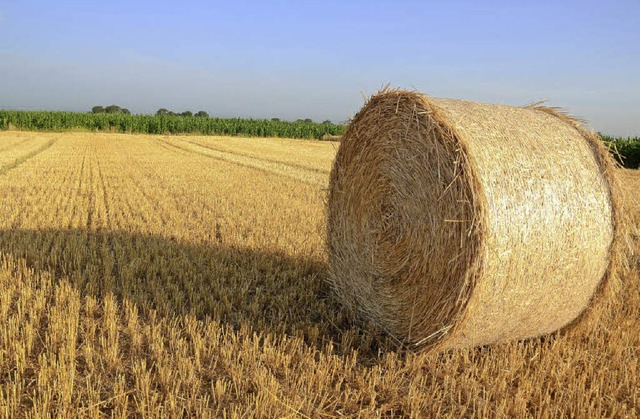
[0,131,638,417]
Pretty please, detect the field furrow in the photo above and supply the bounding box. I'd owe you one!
[158,137,329,186]
[182,137,331,174]
[0,137,57,175]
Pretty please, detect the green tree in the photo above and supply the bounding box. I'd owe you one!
[91,106,105,114]
[105,105,122,114]
[156,108,170,116]
[181,111,193,117]
[195,111,209,118]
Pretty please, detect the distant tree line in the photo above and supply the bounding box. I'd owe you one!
[293,118,334,124]
[156,109,209,118]
[92,106,210,118]
[91,105,131,115]
[91,105,340,125]
[92,107,333,124]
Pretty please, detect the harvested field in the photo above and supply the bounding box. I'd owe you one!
[0,130,638,417]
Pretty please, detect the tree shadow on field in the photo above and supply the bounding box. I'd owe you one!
[0,228,394,362]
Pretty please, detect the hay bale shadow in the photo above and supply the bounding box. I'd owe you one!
[0,228,395,362]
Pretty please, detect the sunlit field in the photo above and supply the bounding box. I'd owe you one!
[0,131,638,417]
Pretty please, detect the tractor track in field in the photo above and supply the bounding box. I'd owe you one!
[0,139,58,175]
[156,137,327,187]
[96,158,112,227]
[181,138,330,175]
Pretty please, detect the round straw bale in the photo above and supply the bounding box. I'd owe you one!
[327,88,623,350]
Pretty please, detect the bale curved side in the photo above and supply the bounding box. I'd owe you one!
[528,105,629,331]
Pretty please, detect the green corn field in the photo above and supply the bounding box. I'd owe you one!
[0,110,346,140]
[601,135,640,169]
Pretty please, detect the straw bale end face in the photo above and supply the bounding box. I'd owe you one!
[327,89,619,351]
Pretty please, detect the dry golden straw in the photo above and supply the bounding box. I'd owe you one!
[327,88,624,351]
[320,134,343,142]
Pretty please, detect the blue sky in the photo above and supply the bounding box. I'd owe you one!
[0,0,638,135]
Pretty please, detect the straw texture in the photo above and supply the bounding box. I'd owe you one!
[327,89,621,350]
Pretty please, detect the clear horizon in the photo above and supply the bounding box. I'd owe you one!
[0,0,638,136]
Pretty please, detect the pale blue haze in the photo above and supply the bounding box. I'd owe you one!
[0,0,638,135]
